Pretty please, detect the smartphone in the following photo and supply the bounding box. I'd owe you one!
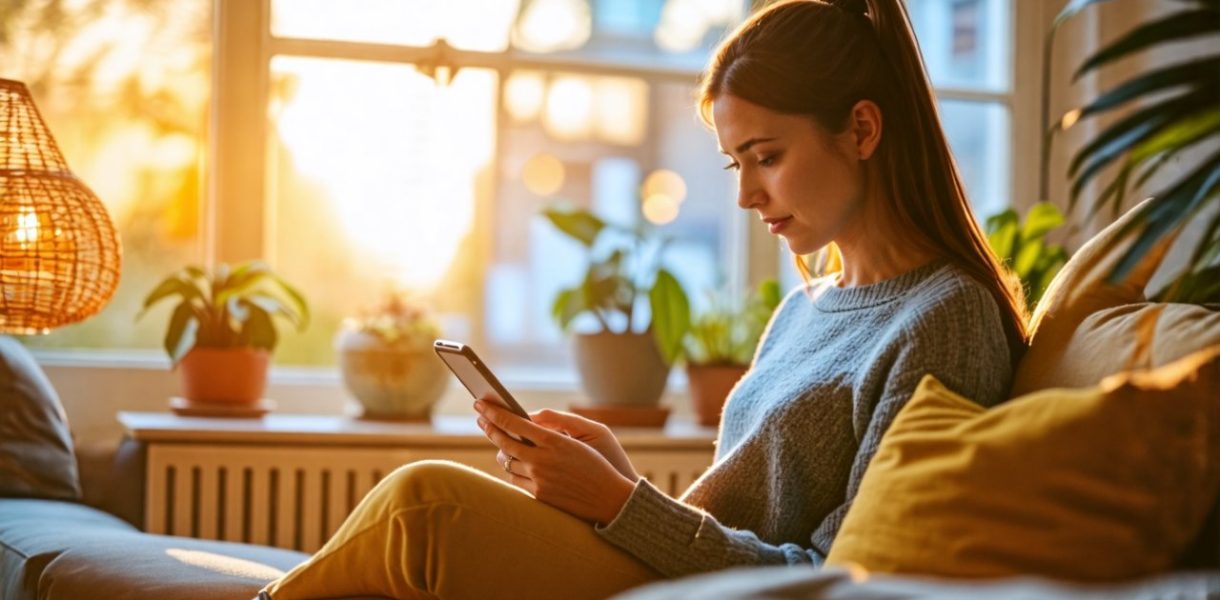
[433,339,535,446]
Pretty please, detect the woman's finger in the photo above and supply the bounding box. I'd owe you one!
[479,416,537,460]
[475,396,556,446]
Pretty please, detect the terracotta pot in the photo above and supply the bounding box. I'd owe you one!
[336,329,449,420]
[177,347,270,404]
[686,364,748,427]
[572,332,669,407]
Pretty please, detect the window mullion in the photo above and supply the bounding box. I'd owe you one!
[210,0,271,265]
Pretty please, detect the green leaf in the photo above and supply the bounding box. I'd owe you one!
[1014,239,1045,277]
[1074,11,1220,80]
[1065,58,1220,125]
[1020,202,1065,242]
[985,209,1019,262]
[758,279,781,310]
[542,206,606,247]
[266,272,310,328]
[137,273,203,317]
[551,288,585,331]
[165,303,199,366]
[238,300,278,350]
[1129,105,1220,165]
[649,269,691,365]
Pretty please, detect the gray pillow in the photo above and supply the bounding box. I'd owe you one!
[0,336,80,500]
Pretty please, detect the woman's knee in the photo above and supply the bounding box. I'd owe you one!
[374,459,496,507]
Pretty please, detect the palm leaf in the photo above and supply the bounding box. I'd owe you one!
[1068,90,1202,178]
[1064,57,1220,125]
[1074,10,1220,80]
[1110,149,1220,282]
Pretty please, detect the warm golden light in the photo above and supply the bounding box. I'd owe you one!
[505,70,546,122]
[522,153,565,196]
[14,209,40,247]
[655,0,744,53]
[642,169,687,204]
[544,76,593,140]
[1060,108,1082,130]
[642,193,680,225]
[271,57,494,290]
[438,0,521,51]
[594,77,648,146]
[165,548,285,579]
[513,0,591,53]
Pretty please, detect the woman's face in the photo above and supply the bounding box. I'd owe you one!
[712,94,868,256]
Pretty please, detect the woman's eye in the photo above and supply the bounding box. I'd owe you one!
[722,161,740,171]
[758,154,777,167]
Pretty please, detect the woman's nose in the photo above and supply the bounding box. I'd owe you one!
[737,178,764,209]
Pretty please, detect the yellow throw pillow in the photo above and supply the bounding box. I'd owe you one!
[827,346,1220,581]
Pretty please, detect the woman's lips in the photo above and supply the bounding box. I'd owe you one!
[767,216,793,234]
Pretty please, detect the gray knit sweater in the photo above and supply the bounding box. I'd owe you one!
[596,260,1012,577]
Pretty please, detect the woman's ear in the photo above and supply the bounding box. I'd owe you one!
[851,100,883,160]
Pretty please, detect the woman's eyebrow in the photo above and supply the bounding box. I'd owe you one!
[719,137,777,155]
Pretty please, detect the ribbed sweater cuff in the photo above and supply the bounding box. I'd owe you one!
[596,478,703,569]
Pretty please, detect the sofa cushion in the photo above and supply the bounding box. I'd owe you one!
[825,347,1220,581]
[0,498,309,600]
[613,567,1220,600]
[1011,197,1212,396]
[1015,302,1220,394]
[0,336,81,501]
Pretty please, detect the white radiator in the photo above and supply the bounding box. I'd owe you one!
[144,444,712,552]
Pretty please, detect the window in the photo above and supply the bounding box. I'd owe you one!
[244,0,744,369]
[1,0,211,353]
[9,0,1038,378]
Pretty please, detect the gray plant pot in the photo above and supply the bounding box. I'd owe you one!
[572,331,670,407]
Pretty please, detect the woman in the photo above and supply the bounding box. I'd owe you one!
[259,0,1026,598]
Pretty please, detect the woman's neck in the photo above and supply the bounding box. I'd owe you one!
[832,202,937,288]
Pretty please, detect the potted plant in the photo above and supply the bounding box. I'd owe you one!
[137,261,309,407]
[543,204,691,413]
[683,279,781,427]
[985,202,1070,307]
[1049,0,1219,302]
[334,291,449,421]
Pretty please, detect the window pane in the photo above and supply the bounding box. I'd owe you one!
[488,75,735,369]
[908,0,1010,92]
[2,0,210,352]
[268,57,496,365]
[271,0,520,51]
[517,0,745,70]
[940,99,1010,220]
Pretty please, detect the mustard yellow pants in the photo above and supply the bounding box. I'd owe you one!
[262,460,662,600]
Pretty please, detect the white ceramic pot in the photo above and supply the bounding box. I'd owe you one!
[335,329,449,420]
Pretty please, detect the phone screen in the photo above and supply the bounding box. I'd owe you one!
[434,339,535,446]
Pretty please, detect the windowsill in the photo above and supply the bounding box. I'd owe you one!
[30,348,691,393]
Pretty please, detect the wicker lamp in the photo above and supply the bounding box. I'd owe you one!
[0,78,121,334]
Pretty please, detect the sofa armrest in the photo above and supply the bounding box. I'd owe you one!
[74,437,145,529]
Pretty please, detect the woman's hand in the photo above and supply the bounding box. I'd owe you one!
[474,396,637,525]
[529,409,639,481]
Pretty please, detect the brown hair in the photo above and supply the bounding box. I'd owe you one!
[698,0,1029,363]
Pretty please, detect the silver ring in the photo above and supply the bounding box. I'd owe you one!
[504,456,515,475]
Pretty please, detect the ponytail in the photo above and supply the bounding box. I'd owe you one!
[703,0,1030,365]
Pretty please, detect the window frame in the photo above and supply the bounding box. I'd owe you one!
[37,0,1048,394]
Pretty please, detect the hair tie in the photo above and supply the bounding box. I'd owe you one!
[829,0,869,17]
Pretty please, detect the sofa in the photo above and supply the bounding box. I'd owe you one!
[2,199,1218,600]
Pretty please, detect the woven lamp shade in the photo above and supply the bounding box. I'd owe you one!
[0,78,121,334]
